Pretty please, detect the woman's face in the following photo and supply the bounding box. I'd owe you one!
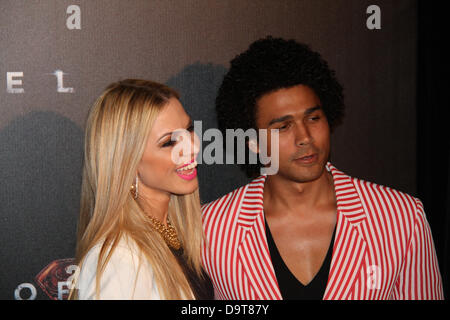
[137,98,199,197]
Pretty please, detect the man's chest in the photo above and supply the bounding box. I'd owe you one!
[265,211,336,285]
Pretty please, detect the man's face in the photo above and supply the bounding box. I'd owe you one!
[255,84,330,183]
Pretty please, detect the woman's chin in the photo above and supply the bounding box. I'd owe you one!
[171,179,199,196]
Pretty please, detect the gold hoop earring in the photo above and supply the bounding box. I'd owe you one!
[131,175,138,199]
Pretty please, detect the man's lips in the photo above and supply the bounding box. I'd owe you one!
[293,153,318,163]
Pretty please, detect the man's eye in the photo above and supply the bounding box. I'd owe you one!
[309,116,320,121]
[279,123,290,130]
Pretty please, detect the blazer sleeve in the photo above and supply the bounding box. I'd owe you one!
[77,243,160,300]
[392,199,444,300]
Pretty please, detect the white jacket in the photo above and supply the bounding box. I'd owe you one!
[77,237,160,300]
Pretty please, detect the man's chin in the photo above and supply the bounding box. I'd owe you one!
[279,166,326,184]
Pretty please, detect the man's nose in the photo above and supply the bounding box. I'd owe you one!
[294,122,312,147]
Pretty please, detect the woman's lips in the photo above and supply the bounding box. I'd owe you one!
[294,153,318,164]
[176,158,195,170]
[176,167,197,180]
[176,160,198,180]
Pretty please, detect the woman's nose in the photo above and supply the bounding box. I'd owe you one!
[190,131,200,158]
[173,129,200,164]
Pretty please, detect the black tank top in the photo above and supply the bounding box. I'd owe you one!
[171,247,214,300]
[264,218,335,300]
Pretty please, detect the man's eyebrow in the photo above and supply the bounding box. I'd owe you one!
[157,118,193,142]
[268,115,294,126]
[304,105,322,115]
[267,105,321,126]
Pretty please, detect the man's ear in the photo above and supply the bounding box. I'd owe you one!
[248,138,259,154]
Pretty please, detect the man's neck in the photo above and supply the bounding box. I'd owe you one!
[263,168,336,219]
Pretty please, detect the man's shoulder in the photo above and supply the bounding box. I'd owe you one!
[329,163,422,217]
[346,174,423,217]
[201,183,248,215]
[201,176,265,216]
[353,175,419,202]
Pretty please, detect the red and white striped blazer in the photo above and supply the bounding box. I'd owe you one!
[201,163,444,300]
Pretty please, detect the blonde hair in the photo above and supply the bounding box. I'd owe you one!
[71,79,204,299]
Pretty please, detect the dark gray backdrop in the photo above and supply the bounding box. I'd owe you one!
[0,0,417,299]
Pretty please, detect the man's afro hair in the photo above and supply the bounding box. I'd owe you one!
[215,36,345,178]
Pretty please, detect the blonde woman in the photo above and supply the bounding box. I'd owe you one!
[70,79,213,299]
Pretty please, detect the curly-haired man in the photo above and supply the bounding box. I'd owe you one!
[201,36,443,300]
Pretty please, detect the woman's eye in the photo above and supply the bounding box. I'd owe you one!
[162,139,176,148]
[161,124,193,148]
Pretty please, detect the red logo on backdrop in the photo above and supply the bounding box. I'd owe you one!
[35,258,76,300]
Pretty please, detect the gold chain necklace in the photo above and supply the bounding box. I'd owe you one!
[147,215,181,250]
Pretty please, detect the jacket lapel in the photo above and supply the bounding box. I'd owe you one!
[323,163,368,300]
[236,176,282,300]
[235,163,368,300]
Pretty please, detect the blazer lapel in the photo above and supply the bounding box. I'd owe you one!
[236,176,282,300]
[235,163,368,300]
[323,163,368,300]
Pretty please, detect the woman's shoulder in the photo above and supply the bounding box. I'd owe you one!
[82,237,142,268]
[77,236,160,299]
